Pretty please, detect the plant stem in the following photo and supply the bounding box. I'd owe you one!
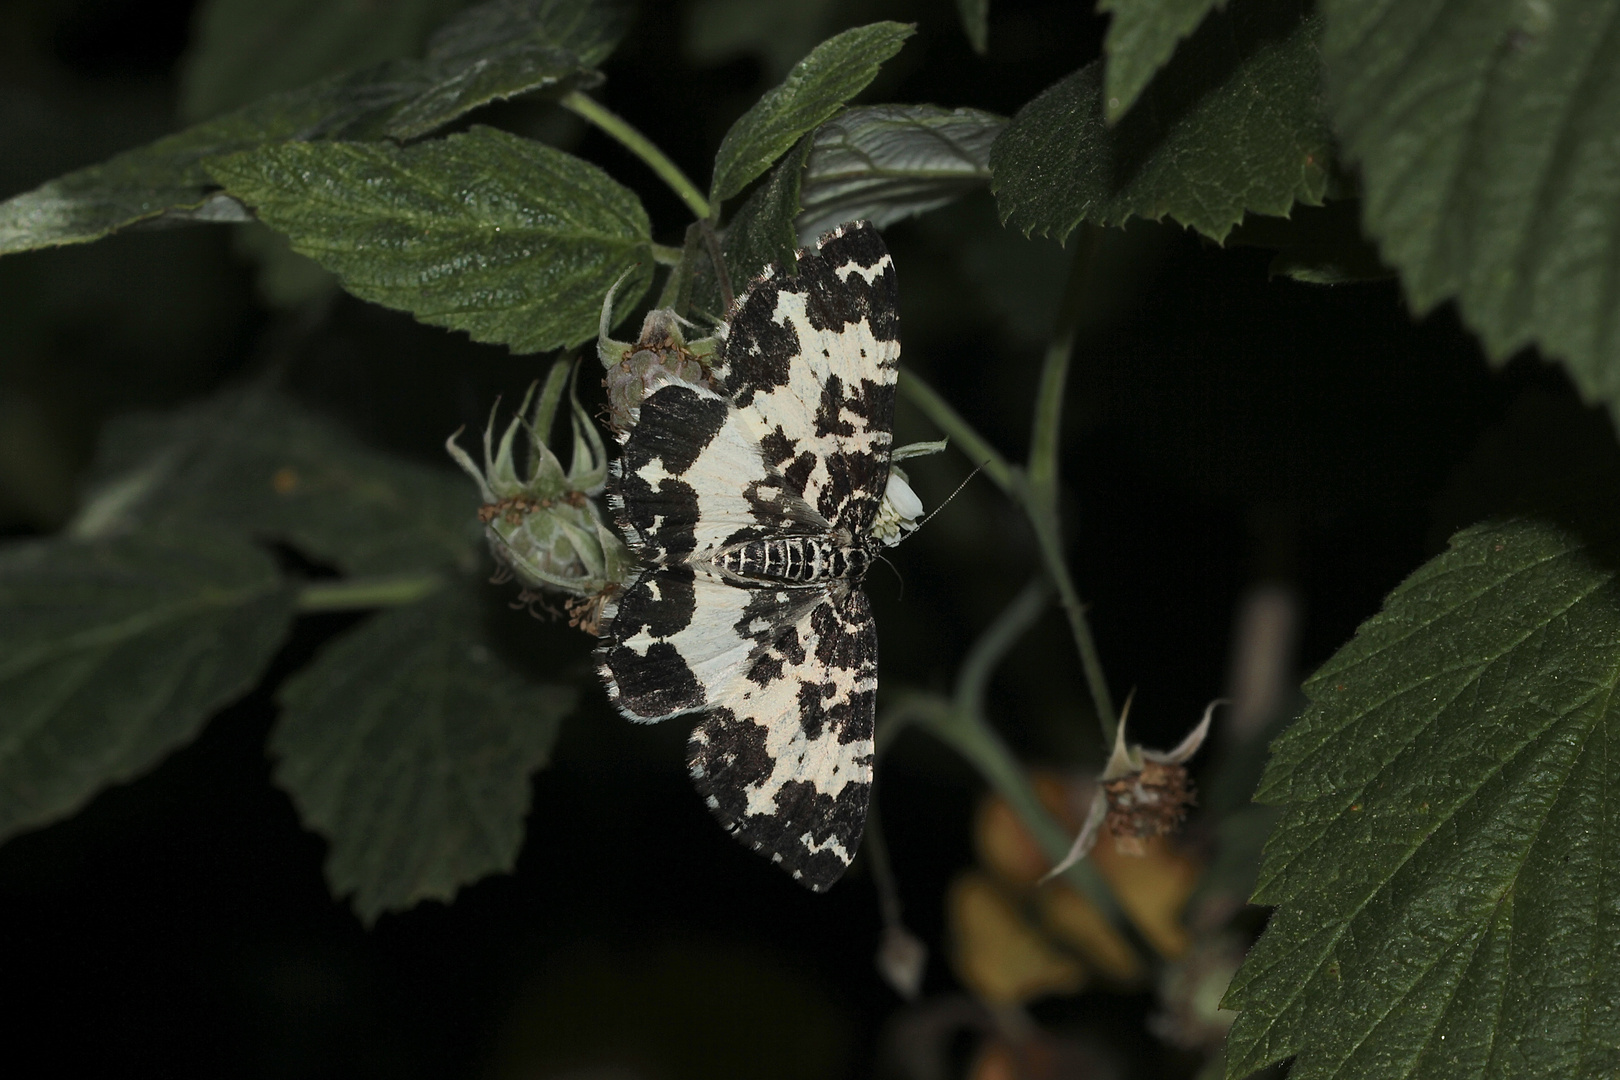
[896,368,1018,496]
[1026,228,1098,503]
[650,243,684,266]
[296,573,444,612]
[955,577,1051,713]
[1031,513,1116,745]
[561,91,712,220]
[1022,228,1117,745]
[911,694,1121,920]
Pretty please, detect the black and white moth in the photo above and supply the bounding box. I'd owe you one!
[596,221,905,891]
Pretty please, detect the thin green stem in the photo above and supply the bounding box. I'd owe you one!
[1031,511,1116,745]
[296,573,444,612]
[896,368,1017,496]
[1020,227,1117,745]
[650,243,683,266]
[912,694,1121,922]
[1026,228,1099,503]
[561,91,712,220]
[954,577,1051,713]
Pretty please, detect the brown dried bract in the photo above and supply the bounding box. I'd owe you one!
[1102,758,1196,856]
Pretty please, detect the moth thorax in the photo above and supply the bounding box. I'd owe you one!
[717,537,870,583]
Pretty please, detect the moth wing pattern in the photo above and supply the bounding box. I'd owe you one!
[608,381,827,567]
[713,221,901,532]
[599,564,811,723]
[687,585,876,892]
[597,220,901,892]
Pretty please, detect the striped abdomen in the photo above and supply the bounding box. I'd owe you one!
[716,537,871,583]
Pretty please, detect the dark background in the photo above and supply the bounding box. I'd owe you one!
[0,0,1592,1076]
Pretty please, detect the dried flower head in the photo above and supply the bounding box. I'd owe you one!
[1042,697,1224,881]
[596,271,719,432]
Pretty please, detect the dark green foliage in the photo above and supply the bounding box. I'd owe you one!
[82,389,479,576]
[1099,0,1224,121]
[0,0,617,254]
[991,2,1330,243]
[0,529,295,843]
[11,0,1620,1071]
[796,105,1004,241]
[1226,516,1620,1078]
[274,586,574,922]
[207,128,654,353]
[708,21,916,204]
[955,0,989,54]
[1321,0,1620,419]
[180,0,472,121]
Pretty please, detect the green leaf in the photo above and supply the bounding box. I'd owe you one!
[708,21,916,204]
[180,0,468,121]
[0,528,295,843]
[206,127,653,354]
[1225,515,1620,1080]
[688,135,814,319]
[1320,0,1620,421]
[795,104,1004,242]
[272,585,573,921]
[991,0,1330,243]
[377,0,633,140]
[956,0,989,54]
[1099,0,1224,123]
[0,0,614,255]
[75,388,479,577]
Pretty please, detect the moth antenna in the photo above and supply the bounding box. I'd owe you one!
[908,461,986,536]
[874,553,904,600]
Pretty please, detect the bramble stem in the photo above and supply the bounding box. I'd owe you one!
[1025,228,1098,503]
[887,692,1122,921]
[561,91,713,220]
[955,577,1050,713]
[896,369,1017,495]
[1025,229,1116,744]
[296,574,444,612]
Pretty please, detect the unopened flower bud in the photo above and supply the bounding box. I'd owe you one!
[446,360,631,631]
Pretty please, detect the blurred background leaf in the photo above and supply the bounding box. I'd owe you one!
[273,584,573,922]
[1321,0,1620,423]
[79,386,479,576]
[0,527,295,843]
[179,0,473,122]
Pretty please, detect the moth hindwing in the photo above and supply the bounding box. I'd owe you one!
[596,221,901,891]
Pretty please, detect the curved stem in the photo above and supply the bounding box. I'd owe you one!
[896,368,1017,496]
[1031,511,1116,745]
[1024,228,1117,744]
[650,243,684,266]
[905,692,1122,921]
[296,573,443,612]
[562,91,712,220]
[954,577,1051,713]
